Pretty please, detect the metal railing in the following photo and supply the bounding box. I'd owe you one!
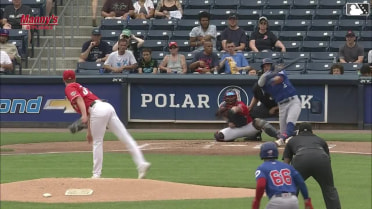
[30,0,80,75]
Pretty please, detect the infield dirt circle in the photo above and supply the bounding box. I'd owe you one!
[1,129,371,203]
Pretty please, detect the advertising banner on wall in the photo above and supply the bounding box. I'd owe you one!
[129,84,327,123]
[0,84,122,122]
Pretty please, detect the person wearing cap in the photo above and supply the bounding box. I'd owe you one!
[219,40,251,74]
[220,13,247,52]
[62,69,151,179]
[189,40,219,74]
[112,29,144,60]
[103,38,138,73]
[158,41,187,74]
[133,0,155,19]
[258,58,301,146]
[101,0,135,19]
[339,31,364,63]
[189,11,217,53]
[0,28,21,63]
[249,16,286,52]
[283,122,341,209]
[79,28,112,63]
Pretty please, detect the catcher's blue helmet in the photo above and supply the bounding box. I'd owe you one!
[260,142,278,159]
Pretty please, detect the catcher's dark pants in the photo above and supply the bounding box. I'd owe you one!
[292,149,341,209]
[250,105,278,119]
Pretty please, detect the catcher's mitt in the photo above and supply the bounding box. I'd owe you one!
[68,118,87,134]
[227,109,247,128]
[215,106,229,119]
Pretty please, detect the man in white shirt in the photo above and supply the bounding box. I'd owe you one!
[189,11,217,53]
[0,50,13,74]
[103,39,138,73]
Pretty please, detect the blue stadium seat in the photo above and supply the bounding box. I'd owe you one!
[142,40,167,51]
[102,40,116,47]
[210,9,237,20]
[287,9,314,20]
[292,0,319,9]
[302,41,329,52]
[151,19,177,31]
[178,51,194,60]
[176,19,200,30]
[151,51,167,62]
[332,31,360,41]
[126,19,150,30]
[168,40,191,51]
[282,52,310,62]
[253,52,282,63]
[239,0,266,9]
[236,9,262,20]
[306,63,332,72]
[318,0,345,9]
[282,41,302,52]
[262,9,288,20]
[186,0,213,9]
[100,30,121,41]
[268,20,284,31]
[249,62,264,71]
[131,30,147,39]
[213,0,239,9]
[8,29,28,58]
[182,9,209,19]
[209,19,228,31]
[314,9,341,20]
[358,41,372,52]
[243,51,254,63]
[305,31,333,41]
[100,19,127,30]
[265,0,293,9]
[238,19,256,31]
[360,31,372,41]
[171,30,191,40]
[341,63,362,72]
[76,62,103,75]
[364,20,371,31]
[337,19,364,31]
[146,30,172,41]
[329,41,345,52]
[310,52,338,62]
[310,20,338,31]
[279,31,305,41]
[283,20,310,31]
[283,62,306,74]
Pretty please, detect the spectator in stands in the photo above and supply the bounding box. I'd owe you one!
[339,31,364,63]
[154,0,183,19]
[2,0,33,45]
[112,29,144,60]
[0,9,4,28]
[189,11,217,53]
[248,68,258,76]
[329,63,344,75]
[189,40,219,74]
[368,50,372,63]
[91,0,100,27]
[103,38,138,73]
[0,50,13,74]
[158,41,187,74]
[360,64,372,77]
[249,16,286,52]
[0,29,21,63]
[220,13,247,52]
[78,28,112,63]
[46,0,54,16]
[219,40,250,74]
[138,48,158,74]
[133,0,155,19]
[101,0,135,19]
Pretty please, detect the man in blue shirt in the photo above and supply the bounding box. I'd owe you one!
[218,40,250,74]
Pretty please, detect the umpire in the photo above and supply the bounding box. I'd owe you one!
[283,122,341,209]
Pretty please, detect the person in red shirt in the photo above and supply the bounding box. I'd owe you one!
[63,70,150,179]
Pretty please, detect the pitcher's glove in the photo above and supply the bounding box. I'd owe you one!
[304,198,314,209]
[68,118,87,134]
[227,109,247,128]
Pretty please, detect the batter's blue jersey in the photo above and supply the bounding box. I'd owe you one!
[262,70,297,103]
[255,160,300,199]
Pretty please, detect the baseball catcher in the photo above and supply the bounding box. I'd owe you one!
[214,89,281,142]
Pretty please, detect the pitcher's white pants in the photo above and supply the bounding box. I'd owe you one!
[89,101,147,177]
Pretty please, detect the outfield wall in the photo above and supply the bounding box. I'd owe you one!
[0,74,370,129]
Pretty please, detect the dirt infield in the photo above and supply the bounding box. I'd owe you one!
[1,129,371,203]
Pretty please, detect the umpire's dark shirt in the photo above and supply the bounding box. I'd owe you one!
[253,82,277,109]
[283,132,330,160]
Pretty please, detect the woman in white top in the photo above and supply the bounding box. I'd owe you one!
[133,0,155,19]
[159,42,187,74]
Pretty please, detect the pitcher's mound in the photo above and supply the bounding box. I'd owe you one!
[0,178,255,203]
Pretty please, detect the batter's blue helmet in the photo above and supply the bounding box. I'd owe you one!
[260,58,274,69]
[260,142,278,159]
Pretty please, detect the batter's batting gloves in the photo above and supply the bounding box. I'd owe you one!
[68,118,87,134]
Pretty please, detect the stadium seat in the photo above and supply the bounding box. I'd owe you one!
[287,9,314,20]
[337,19,364,31]
[177,19,200,30]
[213,0,239,9]
[310,20,338,31]
[265,0,293,9]
[329,41,345,52]
[279,31,306,41]
[306,63,332,72]
[242,51,254,63]
[364,20,371,31]
[262,9,288,20]
[209,20,228,31]
[102,40,115,47]
[282,52,310,62]
[171,30,191,40]
[283,62,306,74]
[151,51,167,62]
[305,31,333,41]
[239,0,266,9]
[182,9,209,20]
[359,31,372,41]
[146,30,171,41]
[268,20,284,31]
[141,40,166,51]
[249,62,264,71]
[253,52,282,63]
[302,41,329,52]
[126,19,150,30]
[310,52,338,62]
[314,9,341,20]
[358,41,372,52]
[186,0,213,9]
[151,19,177,31]
[210,9,237,20]
[318,0,345,9]
[168,40,191,51]
[292,0,319,9]
[236,9,262,20]
[282,41,302,52]
[341,63,362,72]
[100,30,121,41]
[332,31,360,41]
[76,62,103,75]
[100,19,127,30]
[131,30,147,39]
[8,29,28,59]
[283,20,310,31]
[238,19,257,31]
[178,52,194,60]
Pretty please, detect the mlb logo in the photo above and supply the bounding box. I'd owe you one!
[346,3,370,16]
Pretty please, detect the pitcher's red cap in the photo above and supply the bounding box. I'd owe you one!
[63,70,76,80]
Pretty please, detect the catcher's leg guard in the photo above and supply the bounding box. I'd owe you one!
[253,118,280,139]
[214,131,225,142]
